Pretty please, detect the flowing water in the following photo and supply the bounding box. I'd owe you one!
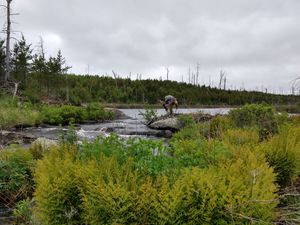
[21,108,231,141]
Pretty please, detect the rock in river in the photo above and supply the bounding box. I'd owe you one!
[31,137,59,150]
[148,117,182,131]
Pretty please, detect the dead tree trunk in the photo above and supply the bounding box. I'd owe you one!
[196,63,200,86]
[219,70,225,89]
[4,0,12,85]
[12,81,20,99]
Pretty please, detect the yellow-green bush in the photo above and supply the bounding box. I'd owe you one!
[223,128,259,147]
[34,142,278,224]
[34,148,82,225]
[259,126,300,187]
[78,156,139,224]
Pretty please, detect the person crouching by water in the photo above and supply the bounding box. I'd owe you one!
[163,95,178,116]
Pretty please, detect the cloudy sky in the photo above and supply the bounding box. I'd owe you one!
[2,0,300,93]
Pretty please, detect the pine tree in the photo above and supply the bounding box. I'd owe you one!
[47,50,71,74]
[32,37,47,73]
[11,35,33,85]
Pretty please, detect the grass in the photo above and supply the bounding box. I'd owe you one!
[0,96,41,130]
[0,94,114,129]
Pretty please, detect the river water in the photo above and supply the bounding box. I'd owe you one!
[21,108,231,142]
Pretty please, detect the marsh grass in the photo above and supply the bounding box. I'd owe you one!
[0,97,41,129]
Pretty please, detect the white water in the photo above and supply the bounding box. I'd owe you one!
[22,108,232,141]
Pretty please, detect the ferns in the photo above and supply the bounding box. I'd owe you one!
[34,140,278,224]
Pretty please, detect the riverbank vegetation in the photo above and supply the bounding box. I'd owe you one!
[0,93,114,130]
[1,104,300,224]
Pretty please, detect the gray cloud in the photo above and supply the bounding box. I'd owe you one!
[2,0,300,93]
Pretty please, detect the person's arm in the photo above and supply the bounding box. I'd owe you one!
[175,100,178,110]
[163,103,168,111]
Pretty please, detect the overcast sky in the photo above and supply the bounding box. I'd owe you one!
[2,0,300,93]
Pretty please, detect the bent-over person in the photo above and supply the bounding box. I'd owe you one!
[163,95,178,115]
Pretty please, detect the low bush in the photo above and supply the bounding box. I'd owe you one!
[41,103,114,125]
[259,126,300,187]
[0,149,34,206]
[34,143,278,224]
[171,138,232,168]
[171,124,203,141]
[223,128,259,147]
[78,135,178,179]
[34,148,82,225]
[13,198,33,225]
[229,104,279,140]
[177,114,195,127]
[138,105,158,122]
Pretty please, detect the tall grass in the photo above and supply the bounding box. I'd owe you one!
[0,96,41,129]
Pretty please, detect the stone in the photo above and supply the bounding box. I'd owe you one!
[148,117,182,131]
[31,137,58,150]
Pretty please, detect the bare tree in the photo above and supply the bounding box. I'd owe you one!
[1,0,13,85]
[218,70,226,89]
[223,76,227,90]
[196,63,200,86]
[166,67,169,81]
[112,70,118,89]
[188,66,191,84]
[291,77,300,95]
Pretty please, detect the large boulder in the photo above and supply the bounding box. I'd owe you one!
[31,137,58,150]
[148,117,182,131]
[105,108,130,119]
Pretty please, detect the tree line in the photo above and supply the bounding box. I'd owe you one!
[0,36,299,106]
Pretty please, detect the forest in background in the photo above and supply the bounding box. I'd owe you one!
[1,36,300,107]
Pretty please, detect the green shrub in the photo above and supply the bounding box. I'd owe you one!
[171,124,203,141]
[78,135,178,179]
[171,138,232,168]
[86,102,114,121]
[139,105,158,122]
[209,115,231,139]
[259,126,300,187]
[177,114,195,127]
[13,198,33,225]
[41,104,114,125]
[0,149,34,206]
[229,104,279,140]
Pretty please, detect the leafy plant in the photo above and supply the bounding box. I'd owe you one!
[259,126,300,187]
[139,105,158,122]
[229,104,279,140]
[0,149,34,206]
[13,198,33,225]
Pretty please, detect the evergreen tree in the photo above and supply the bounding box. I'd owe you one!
[11,35,33,85]
[47,50,71,74]
[32,37,47,73]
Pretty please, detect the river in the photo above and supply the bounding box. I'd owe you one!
[19,108,231,142]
